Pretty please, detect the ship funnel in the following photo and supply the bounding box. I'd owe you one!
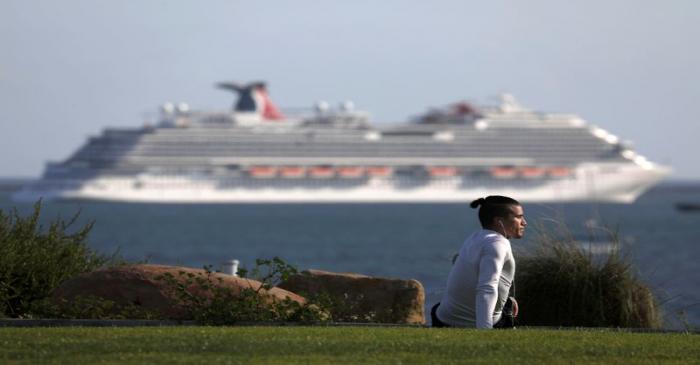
[217,81,285,120]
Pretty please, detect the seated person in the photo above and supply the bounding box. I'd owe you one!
[432,195,526,329]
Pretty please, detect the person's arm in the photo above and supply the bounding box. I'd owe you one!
[475,240,506,329]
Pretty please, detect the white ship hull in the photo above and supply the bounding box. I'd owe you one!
[13,163,669,204]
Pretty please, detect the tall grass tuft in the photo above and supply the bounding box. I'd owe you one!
[0,201,111,317]
[515,220,661,328]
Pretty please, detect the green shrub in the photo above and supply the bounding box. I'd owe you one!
[155,258,330,325]
[515,220,661,328]
[30,295,162,320]
[0,201,111,317]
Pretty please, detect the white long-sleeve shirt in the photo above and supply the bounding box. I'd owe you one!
[436,229,515,328]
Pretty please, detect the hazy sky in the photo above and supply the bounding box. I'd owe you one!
[1,1,698,179]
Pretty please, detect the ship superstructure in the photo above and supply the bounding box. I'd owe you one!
[14,82,670,203]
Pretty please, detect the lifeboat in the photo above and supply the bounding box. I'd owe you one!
[428,166,458,177]
[490,167,517,179]
[366,166,393,177]
[519,167,546,178]
[248,166,277,178]
[548,167,572,178]
[338,166,365,178]
[309,166,335,178]
[279,166,305,178]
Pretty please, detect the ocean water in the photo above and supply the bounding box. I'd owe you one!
[1,181,699,328]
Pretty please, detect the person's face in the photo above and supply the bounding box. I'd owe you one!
[497,205,527,239]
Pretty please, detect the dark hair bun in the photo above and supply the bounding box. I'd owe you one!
[470,198,485,209]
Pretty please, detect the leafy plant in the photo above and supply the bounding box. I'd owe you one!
[155,257,329,325]
[238,257,299,289]
[0,201,112,317]
[29,295,162,320]
[515,219,661,328]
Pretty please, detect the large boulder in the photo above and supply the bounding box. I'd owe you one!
[51,264,305,319]
[278,269,425,324]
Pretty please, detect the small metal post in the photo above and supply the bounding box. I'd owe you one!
[222,259,240,276]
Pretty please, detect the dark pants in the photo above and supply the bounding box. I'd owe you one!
[430,302,450,328]
[494,297,516,329]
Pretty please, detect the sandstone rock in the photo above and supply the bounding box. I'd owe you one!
[51,264,305,319]
[278,269,425,324]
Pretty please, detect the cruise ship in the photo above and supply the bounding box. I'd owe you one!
[13,81,670,203]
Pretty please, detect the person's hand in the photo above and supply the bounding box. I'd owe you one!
[511,297,519,317]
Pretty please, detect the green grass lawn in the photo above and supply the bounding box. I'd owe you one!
[0,326,697,364]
